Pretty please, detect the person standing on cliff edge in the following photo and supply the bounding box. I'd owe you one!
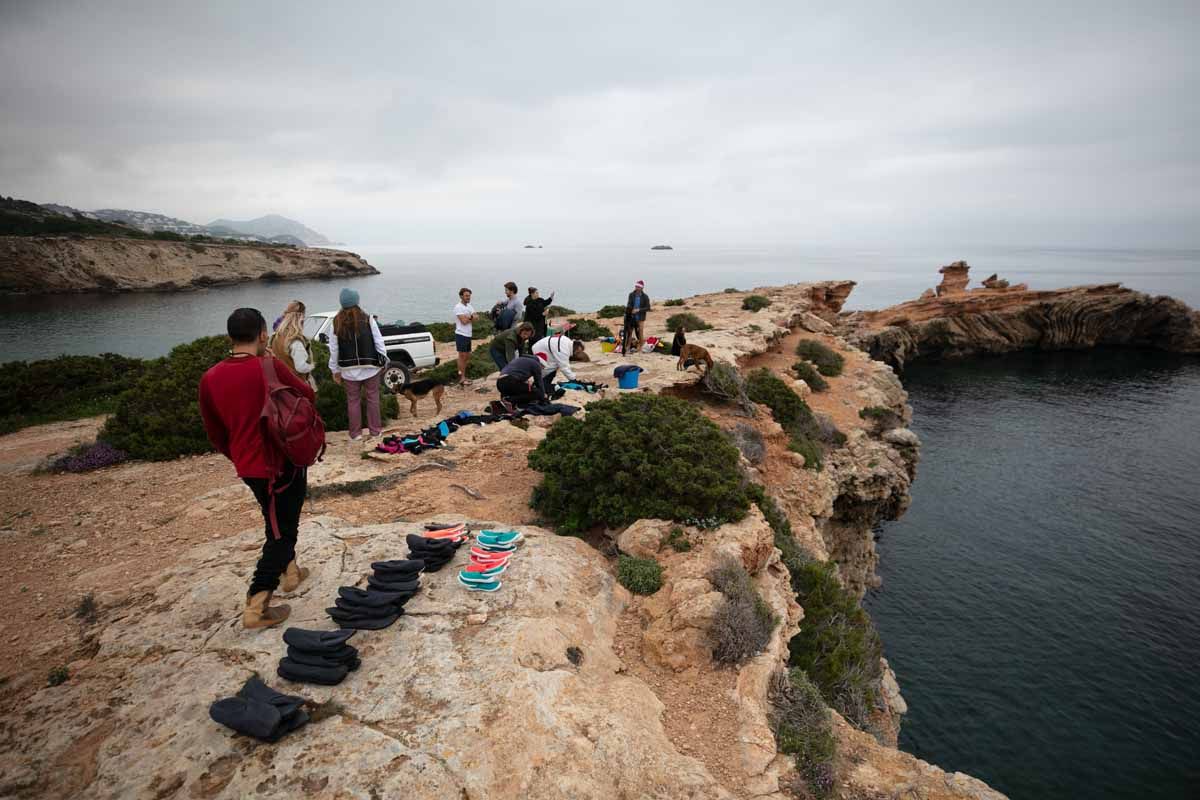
[199,308,316,629]
[623,280,651,354]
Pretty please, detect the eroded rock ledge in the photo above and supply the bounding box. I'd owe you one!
[841,262,1200,370]
[0,235,378,293]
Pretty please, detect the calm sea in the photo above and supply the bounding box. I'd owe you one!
[867,350,1200,800]
[0,244,1197,362]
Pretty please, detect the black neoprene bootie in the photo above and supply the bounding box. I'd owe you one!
[210,697,283,741]
[282,628,356,652]
[286,646,361,671]
[277,657,349,686]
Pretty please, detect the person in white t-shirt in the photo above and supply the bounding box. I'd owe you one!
[453,287,476,386]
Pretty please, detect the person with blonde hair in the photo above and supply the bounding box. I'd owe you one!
[268,300,317,390]
[328,288,387,440]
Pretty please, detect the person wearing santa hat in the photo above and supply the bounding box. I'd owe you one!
[623,279,651,354]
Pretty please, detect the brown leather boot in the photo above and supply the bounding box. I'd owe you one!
[279,560,310,593]
[243,591,290,630]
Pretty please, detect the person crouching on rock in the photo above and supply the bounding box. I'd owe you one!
[488,321,535,370]
[329,288,388,441]
[269,300,317,391]
[496,353,548,406]
[199,308,316,630]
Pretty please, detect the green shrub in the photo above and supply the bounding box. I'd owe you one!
[596,304,626,318]
[421,341,497,385]
[663,526,692,552]
[723,287,739,293]
[567,318,614,341]
[528,394,750,534]
[310,342,399,430]
[745,368,823,469]
[425,321,455,343]
[666,312,713,332]
[709,556,777,664]
[99,336,230,460]
[729,423,766,465]
[617,555,663,595]
[770,668,837,798]
[0,353,149,434]
[545,304,576,317]
[788,560,883,728]
[794,340,845,377]
[47,666,70,687]
[664,298,685,307]
[791,361,829,392]
[742,295,771,312]
[747,483,807,569]
[859,405,900,433]
[700,362,753,412]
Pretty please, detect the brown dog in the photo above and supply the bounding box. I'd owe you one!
[677,344,713,373]
[401,378,445,417]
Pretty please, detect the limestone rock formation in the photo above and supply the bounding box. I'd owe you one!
[844,281,1200,370]
[3,517,735,799]
[806,280,856,318]
[0,236,378,293]
[981,272,1008,289]
[936,261,971,296]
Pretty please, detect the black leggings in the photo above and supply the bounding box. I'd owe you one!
[496,375,540,405]
[243,465,307,595]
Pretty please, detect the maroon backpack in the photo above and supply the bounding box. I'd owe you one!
[259,357,326,537]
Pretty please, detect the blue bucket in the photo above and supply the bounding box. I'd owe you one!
[616,366,643,389]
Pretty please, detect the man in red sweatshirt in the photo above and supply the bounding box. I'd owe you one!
[199,308,317,629]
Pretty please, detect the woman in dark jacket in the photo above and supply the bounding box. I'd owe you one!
[523,287,554,341]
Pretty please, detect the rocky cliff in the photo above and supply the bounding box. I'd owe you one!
[0,283,1006,799]
[0,236,377,293]
[842,262,1200,370]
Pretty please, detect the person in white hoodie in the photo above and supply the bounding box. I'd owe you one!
[531,329,577,397]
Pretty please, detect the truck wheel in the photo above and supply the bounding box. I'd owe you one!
[382,363,411,394]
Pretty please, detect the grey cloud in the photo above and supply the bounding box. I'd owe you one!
[1,0,1197,247]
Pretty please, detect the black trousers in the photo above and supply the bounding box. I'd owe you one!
[496,375,540,405]
[243,465,307,595]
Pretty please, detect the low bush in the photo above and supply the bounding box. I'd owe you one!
[742,295,771,312]
[47,666,69,687]
[528,394,750,534]
[99,336,230,461]
[723,287,740,293]
[791,361,829,392]
[567,318,613,341]
[859,405,900,433]
[729,423,766,465]
[46,441,128,473]
[310,342,399,430]
[770,668,837,798]
[747,483,806,568]
[745,368,823,470]
[814,413,847,448]
[666,312,713,333]
[425,321,455,343]
[663,526,692,552]
[664,298,685,307]
[420,341,497,385]
[546,304,576,316]
[700,361,753,413]
[709,556,777,664]
[596,304,626,318]
[617,555,663,595]
[794,340,844,377]
[0,353,148,435]
[788,560,883,728]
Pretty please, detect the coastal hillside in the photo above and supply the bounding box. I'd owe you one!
[208,214,333,246]
[0,236,377,293]
[0,283,1005,799]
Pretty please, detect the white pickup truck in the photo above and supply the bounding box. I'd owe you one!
[305,312,439,393]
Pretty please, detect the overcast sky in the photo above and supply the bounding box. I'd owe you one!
[1,1,1197,247]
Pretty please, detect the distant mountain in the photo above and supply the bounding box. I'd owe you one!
[93,208,212,237]
[207,214,331,247]
[40,203,97,219]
